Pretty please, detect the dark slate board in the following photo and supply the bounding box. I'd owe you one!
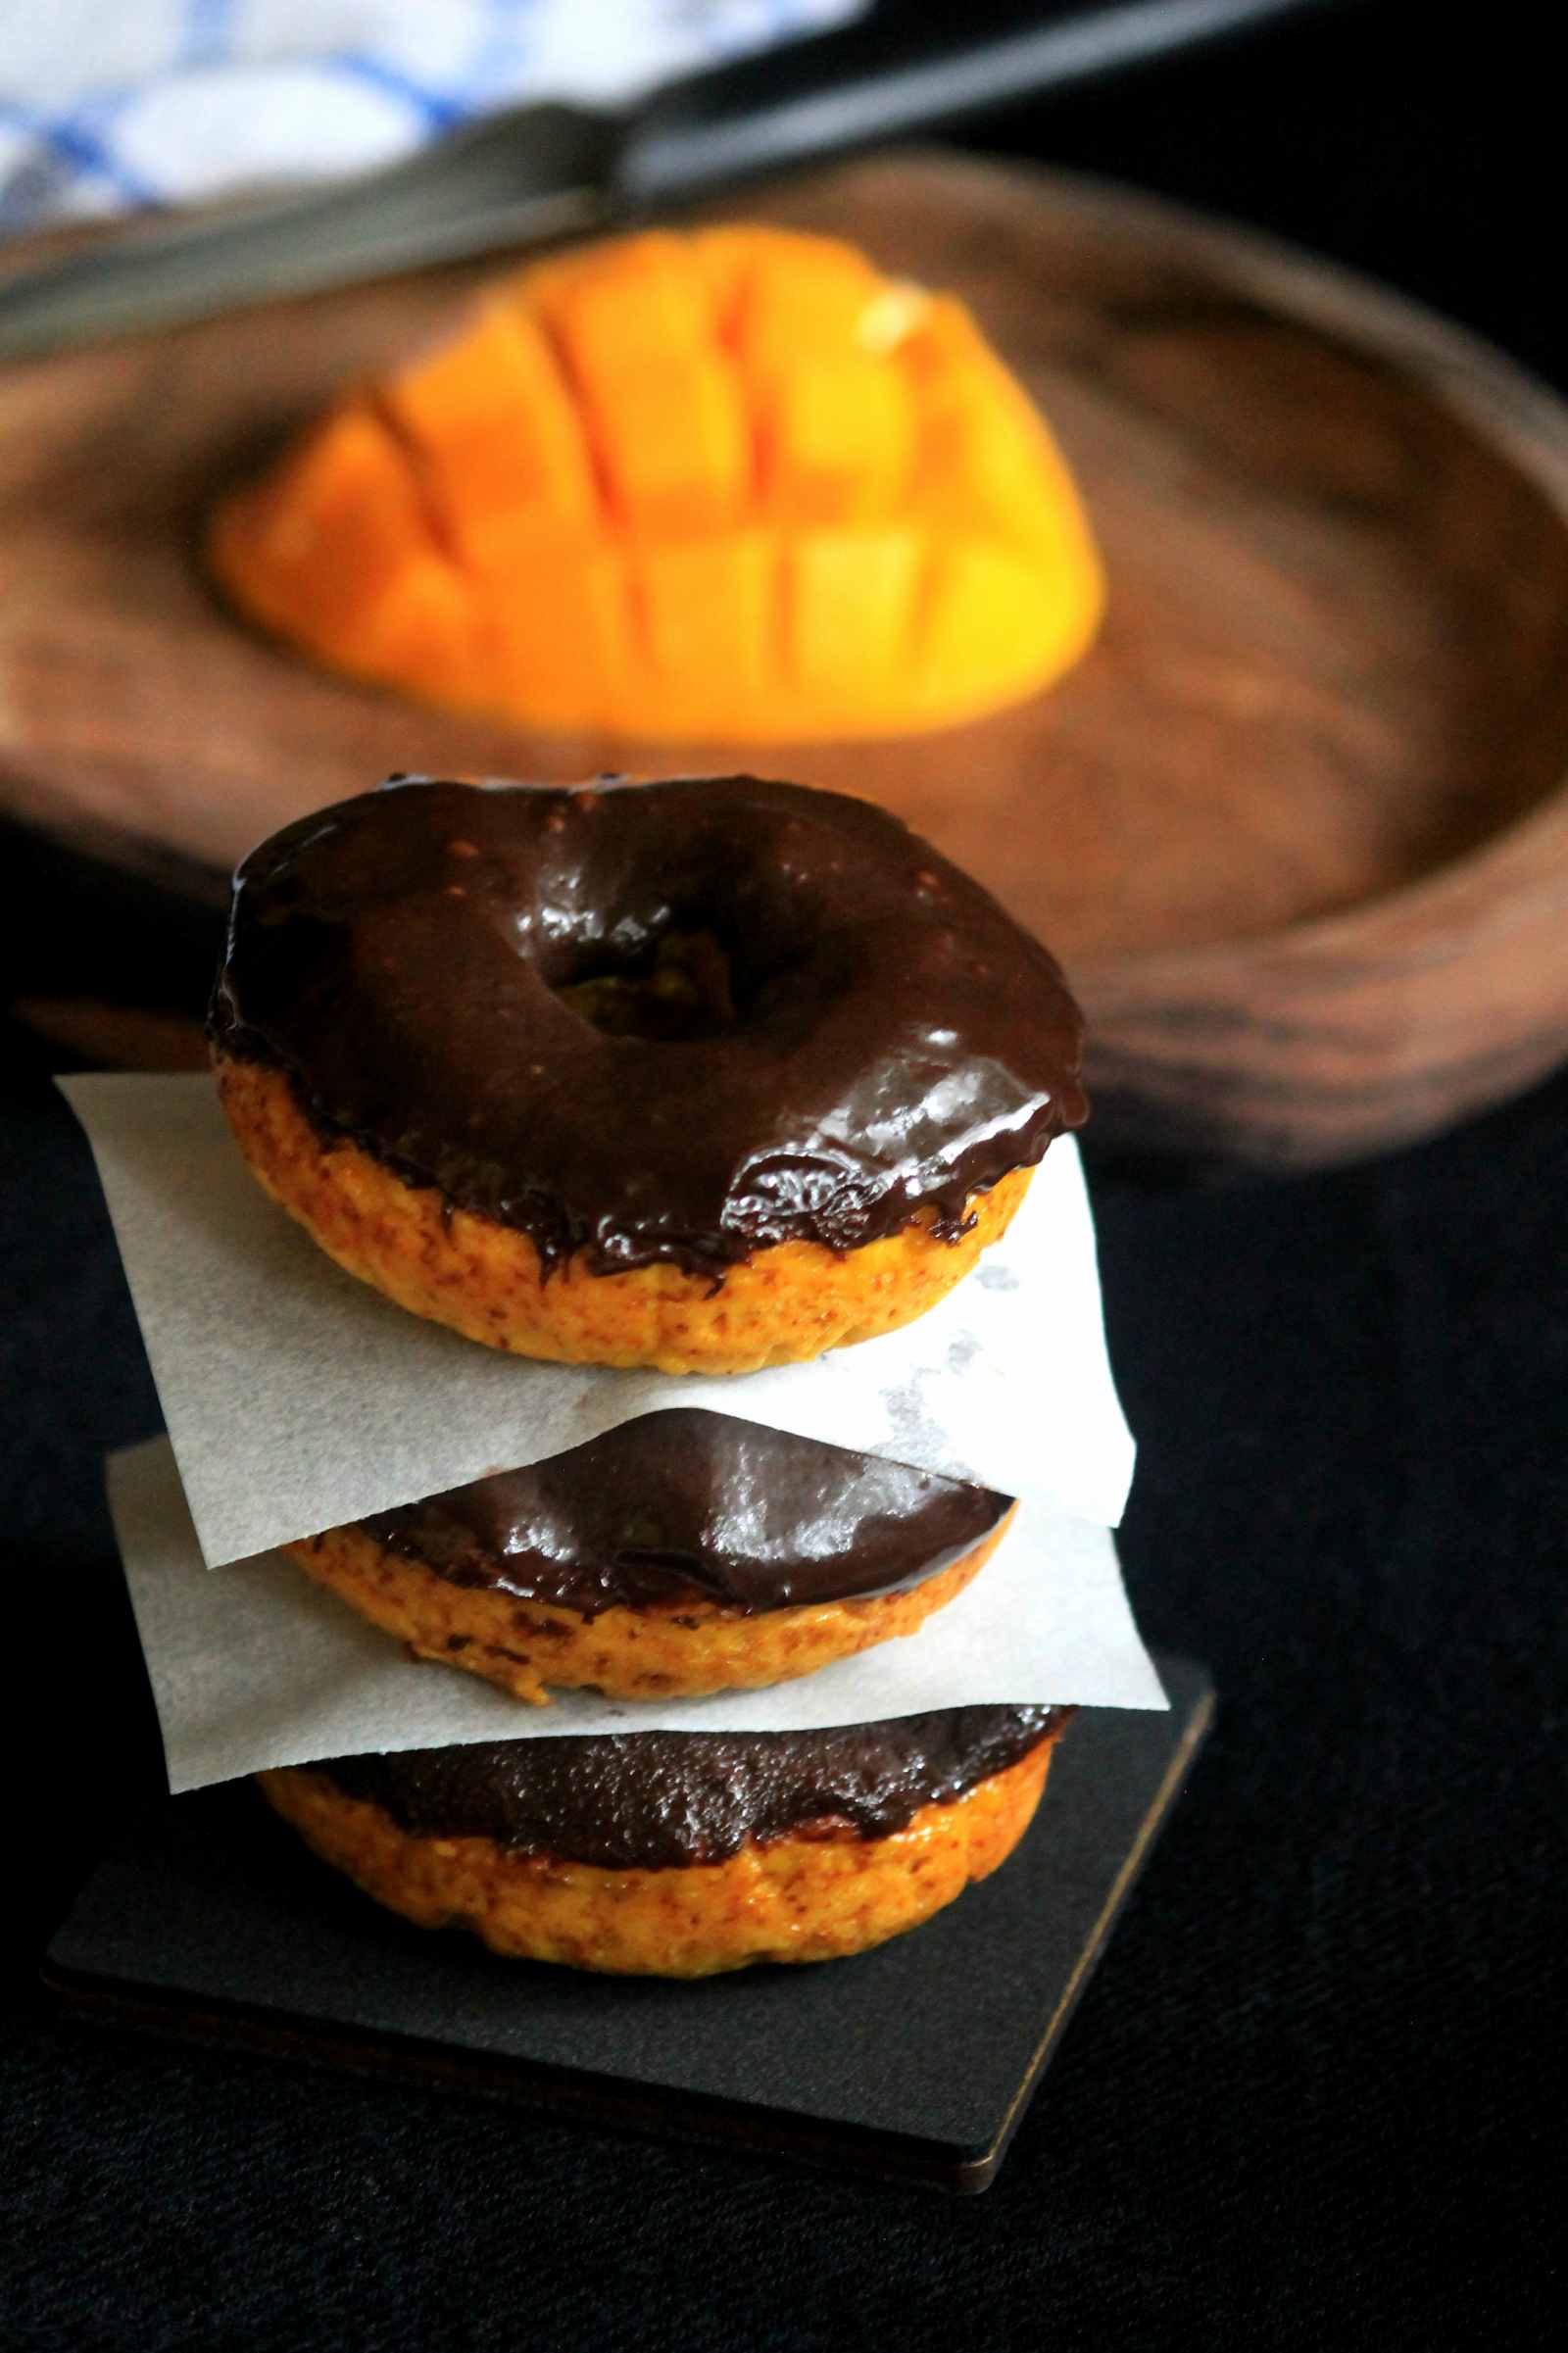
[43,1658,1212,2191]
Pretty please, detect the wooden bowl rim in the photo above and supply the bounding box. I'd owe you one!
[863,152,1568,986]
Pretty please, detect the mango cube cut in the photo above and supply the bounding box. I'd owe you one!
[209,224,1103,739]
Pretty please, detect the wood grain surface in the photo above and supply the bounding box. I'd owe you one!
[4,153,1567,1166]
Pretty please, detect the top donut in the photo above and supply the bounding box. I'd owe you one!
[211,773,1087,1372]
[206,225,1103,740]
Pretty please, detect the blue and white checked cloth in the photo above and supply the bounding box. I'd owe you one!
[0,0,861,239]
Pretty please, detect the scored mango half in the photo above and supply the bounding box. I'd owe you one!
[208,225,1104,739]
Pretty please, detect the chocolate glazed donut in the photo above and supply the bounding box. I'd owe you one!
[283,1410,1016,1705]
[258,1705,1075,1975]
[211,774,1087,1372]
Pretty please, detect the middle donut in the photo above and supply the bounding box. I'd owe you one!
[285,1409,1013,1704]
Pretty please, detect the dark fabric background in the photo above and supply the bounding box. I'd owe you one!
[2,2,1561,2344]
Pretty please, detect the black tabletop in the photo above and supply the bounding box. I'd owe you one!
[3,2,1561,2344]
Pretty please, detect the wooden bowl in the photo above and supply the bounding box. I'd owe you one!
[4,152,1567,1168]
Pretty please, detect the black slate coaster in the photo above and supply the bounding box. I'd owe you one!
[43,1658,1211,2191]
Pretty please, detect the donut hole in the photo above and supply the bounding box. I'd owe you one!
[554,926,747,1043]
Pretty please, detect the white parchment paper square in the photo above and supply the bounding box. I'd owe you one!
[64,1076,1135,1566]
[109,1439,1167,1793]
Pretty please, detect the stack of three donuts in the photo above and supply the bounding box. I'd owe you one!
[215,774,1089,1976]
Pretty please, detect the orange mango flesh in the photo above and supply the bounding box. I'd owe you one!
[208,225,1104,739]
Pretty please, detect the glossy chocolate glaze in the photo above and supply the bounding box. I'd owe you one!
[212,775,1087,1277]
[357,1409,1009,1616]
[316,1706,1072,1869]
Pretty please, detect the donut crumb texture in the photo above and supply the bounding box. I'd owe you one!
[284,1504,1014,1703]
[258,1731,1060,1975]
[216,1053,1033,1372]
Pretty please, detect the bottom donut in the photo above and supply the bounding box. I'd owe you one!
[258,1706,1073,1978]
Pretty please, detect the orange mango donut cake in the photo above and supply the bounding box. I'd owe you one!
[284,1410,1015,1705]
[259,1704,1072,1976]
[211,774,1088,1372]
[208,224,1102,739]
